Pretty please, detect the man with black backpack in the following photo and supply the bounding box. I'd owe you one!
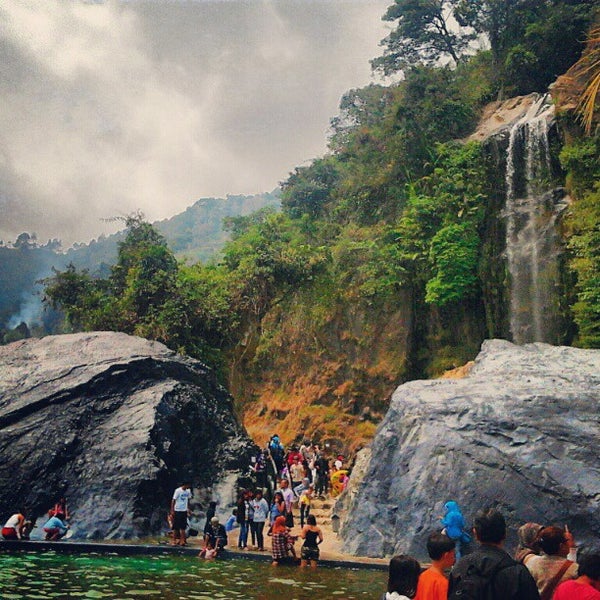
[448,508,540,600]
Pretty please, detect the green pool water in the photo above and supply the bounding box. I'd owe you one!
[0,551,385,599]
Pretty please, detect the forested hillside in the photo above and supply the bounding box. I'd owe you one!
[42,0,600,454]
[0,192,279,341]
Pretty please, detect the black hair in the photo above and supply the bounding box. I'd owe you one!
[473,508,506,544]
[579,552,600,581]
[427,532,455,560]
[307,515,317,526]
[537,526,568,555]
[387,555,421,597]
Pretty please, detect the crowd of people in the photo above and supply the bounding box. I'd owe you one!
[169,435,344,566]
[382,506,600,600]
[249,435,350,502]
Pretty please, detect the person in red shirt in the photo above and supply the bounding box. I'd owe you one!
[554,553,600,600]
[414,532,456,600]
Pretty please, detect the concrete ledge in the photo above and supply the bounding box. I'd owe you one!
[0,540,387,571]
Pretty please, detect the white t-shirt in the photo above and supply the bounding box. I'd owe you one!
[251,498,269,522]
[280,487,295,511]
[3,514,22,529]
[172,487,192,512]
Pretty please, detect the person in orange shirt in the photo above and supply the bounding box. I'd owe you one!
[414,532,456,600]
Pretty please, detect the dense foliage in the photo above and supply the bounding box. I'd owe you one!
[373,0,599,98]
[560,135,600,347]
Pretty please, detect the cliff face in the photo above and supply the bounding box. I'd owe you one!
[230,94,571,455]
[0,332,254,539]
[230,291,415,454]
[340,339,600,559]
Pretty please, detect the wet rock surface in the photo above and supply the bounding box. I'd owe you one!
[341,340,600,558]
[0,332,255,539]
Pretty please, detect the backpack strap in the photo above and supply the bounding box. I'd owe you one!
[540,560,573,600]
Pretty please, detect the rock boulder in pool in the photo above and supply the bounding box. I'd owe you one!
[0,332,255,539]
[340,339,600,558]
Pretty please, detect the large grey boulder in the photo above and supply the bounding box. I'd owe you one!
[341,340,600,559]
[0,332,255,539]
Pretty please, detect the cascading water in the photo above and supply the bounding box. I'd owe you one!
[504,94,567,345]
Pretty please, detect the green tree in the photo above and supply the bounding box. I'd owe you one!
[281,158,340,219]
[372,0,477,75]
[43,264,108,331]
[456,0,597,95]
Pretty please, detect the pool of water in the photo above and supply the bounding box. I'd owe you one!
[0,551,385,599]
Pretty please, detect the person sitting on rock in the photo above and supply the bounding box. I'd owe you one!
[42,512,70,540]
[554,552,600,600]
[2,511,33,540]
[414,532,456,600]
[525,525,578,599]
[204,517,227,556]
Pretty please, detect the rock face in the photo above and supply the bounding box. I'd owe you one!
[341,340,600,559]
[0,332,255,539]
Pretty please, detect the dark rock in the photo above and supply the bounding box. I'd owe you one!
[0,332,255,539]
[341,339,600,559]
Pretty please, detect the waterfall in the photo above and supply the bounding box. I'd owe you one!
[504,94,567,345]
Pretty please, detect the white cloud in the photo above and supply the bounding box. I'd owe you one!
[0,0,389,245]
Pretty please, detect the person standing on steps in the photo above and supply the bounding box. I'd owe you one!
[170,482,192,546]
[314,452,330,498]
[299,484,314,528]
[278,478,295,528]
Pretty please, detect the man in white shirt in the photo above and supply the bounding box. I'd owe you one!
[170,482,192,546]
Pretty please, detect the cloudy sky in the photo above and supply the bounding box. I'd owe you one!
[0,0,390,245]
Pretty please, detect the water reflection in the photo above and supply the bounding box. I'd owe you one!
[0,551,384,599]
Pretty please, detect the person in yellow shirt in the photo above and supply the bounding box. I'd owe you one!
[414,532,456,600]
[299,484,314,528]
